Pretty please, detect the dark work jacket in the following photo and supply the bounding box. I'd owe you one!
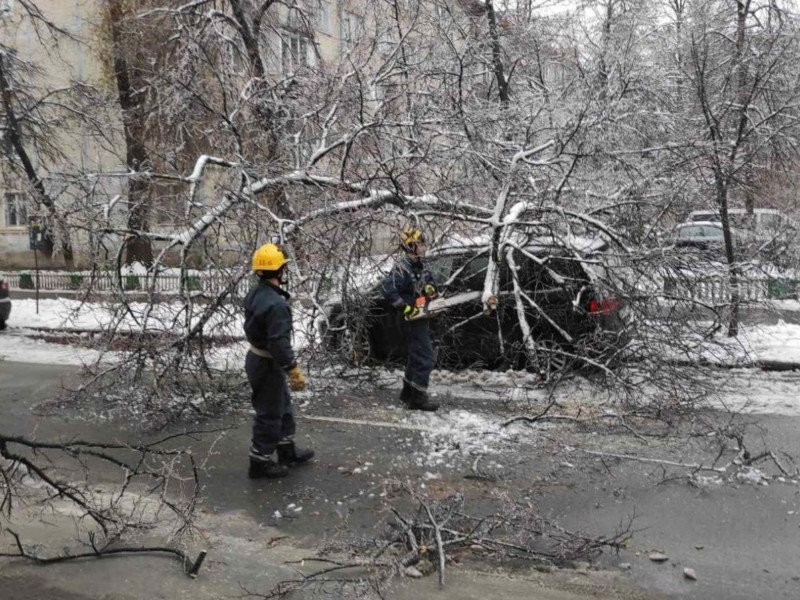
[381,256,436,309]
[243,280,296,370]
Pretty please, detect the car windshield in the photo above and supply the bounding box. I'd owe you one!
[676,225,723,239]
[440,250,590,292]
[453,255,489,291]
[760,213,783,229]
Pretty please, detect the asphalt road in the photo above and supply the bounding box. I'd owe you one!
[1,360,799,599]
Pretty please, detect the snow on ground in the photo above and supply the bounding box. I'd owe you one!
[4,296,316,344]
[0,330,101,366]
[7,298,105,331]
[6,297,243,335]
[705,369,800,416]
[403,409,519,470]
[3,299,800,417]
[745,321,800,363]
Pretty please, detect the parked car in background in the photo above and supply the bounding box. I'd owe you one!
[321,238,630,374]
[687,208,796,234]
[678,208,799,267]
[0,276,10,330]
[671,221,730,250]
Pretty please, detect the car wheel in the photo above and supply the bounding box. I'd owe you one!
[321,312,342,351]
[0,319,6,331]
[342,322,373,366]
[533,338,570,377]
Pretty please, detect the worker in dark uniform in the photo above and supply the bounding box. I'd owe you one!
[381,227,439,411]
[244,243,314,479]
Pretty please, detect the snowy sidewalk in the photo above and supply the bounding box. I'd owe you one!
[5,298,800,371]
[668,321,800,371]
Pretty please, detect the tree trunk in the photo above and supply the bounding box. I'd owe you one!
[737,1,754,222]
[485,0,510,105]
[598,0,614,99]
[672,0,685,103]
[720,0,752,337]
[228,0,295,222]
[108,0,153,266]
[716,177,740,337]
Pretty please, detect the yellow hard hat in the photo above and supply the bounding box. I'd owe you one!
[399,227,425,251]
[252,243,288,271]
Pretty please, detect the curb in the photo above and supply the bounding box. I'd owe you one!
[755,359,800,372]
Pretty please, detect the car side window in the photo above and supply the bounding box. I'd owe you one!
[760,213,782,230]
[519,257,587,289]
[449,255,488,292]
[677,225,703,238]
[427,257,454,286]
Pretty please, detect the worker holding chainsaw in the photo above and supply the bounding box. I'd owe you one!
[381,227,440,412]
[243,243,315,479]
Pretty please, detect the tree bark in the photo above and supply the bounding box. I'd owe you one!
[722,0,752,337]
[227,0,295,221]
[485,0,510,105]
[598,0,614,99]
[670,0,685,102]
[716,176,740,337]
[108,0,153,266]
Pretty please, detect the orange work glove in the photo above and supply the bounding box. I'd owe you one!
[287,365,307,392]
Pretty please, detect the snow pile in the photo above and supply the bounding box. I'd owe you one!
[7,297,242,337]
[704,369,800,416]
[744,320,800,363]
[403,409,521,469]
[735,466,770,486]
[5,297,317,348]
[702,321,800,367]
[635,320,800,368]
[0,331,101,366]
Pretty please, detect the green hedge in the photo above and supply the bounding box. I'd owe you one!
[69,274,84,290]
[19,273,34,290]
[767,278,798,300]
[186,275,202,291]
[124,275,140,291]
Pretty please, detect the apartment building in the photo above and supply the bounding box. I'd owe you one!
[0,0,387,267]
[0,0,112,266]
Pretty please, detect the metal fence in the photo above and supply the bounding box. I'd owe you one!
[2,269,795,304]
[0,270,252,297]
[663,275,794,304]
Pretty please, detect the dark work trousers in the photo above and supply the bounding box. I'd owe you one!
[404,319,434,392]
[245,351,295,455]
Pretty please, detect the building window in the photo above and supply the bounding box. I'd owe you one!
[341,10,365,50]
[314,0,330,34]
[282,31,310,74]
[4,192,27,227]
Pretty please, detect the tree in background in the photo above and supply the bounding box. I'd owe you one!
[0,7,89,266]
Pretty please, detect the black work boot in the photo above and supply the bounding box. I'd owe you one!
[399,380,413,405]
[248,447,289,479]
[277,439,315,466]
[407,388,439,412]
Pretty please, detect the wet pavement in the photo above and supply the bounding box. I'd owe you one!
[1,360,799,599]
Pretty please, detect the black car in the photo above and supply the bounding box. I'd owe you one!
[0,275,10,330]
[321,240,629,374]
